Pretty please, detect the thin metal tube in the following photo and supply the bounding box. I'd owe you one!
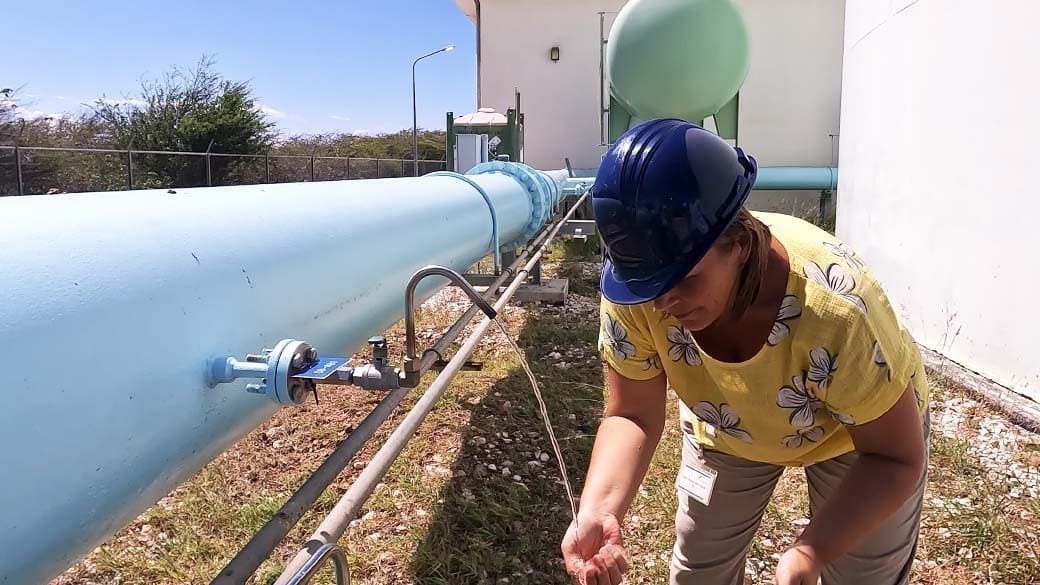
[273,193,588,584]
[415,219,556,374]
[404,266,497,372]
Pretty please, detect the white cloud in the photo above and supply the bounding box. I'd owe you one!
[94,97,147,108]
[15,107,67,122]
[258,103,286,119]
[329,114,351,122]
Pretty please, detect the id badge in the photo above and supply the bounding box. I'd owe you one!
[677,459,718,506]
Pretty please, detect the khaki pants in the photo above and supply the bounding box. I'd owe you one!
[670,425,928,585]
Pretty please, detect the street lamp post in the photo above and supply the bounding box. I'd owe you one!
[412,44,454,177]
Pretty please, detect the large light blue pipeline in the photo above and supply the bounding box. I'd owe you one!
[0,161,562,585]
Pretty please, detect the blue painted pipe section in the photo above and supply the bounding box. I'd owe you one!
[562,167,838,191]
[0,164,561,585]
[753,167,838,191]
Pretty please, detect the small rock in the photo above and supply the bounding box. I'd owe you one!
[791,518,810,527]
[539,453,551,462]
[568,414,577,421]
[488,464,498,471]
[513,475,522,481]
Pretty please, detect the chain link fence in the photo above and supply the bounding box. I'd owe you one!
[0,145,448,196]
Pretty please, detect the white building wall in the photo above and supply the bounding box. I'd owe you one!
[837,0,1040,400]
[478,0,626,170]
[471,0,844,202]
[733,0,844,216]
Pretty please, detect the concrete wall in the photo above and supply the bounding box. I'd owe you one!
[478,0,626,170]
[734,0,844,218]
[472,0,844,209]
[837,0,1040,401]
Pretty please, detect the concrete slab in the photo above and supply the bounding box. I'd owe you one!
[463,278,569,305]
[512,278,569,305]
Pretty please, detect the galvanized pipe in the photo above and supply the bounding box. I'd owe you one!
[0,162,562,585]
[273,192,589,584]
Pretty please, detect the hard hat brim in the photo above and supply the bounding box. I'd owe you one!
[600,257,695,305]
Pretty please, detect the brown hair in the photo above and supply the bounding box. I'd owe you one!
[714,208,772,319]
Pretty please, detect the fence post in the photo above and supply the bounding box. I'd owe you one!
[402,159,407,177]
[127,149,134,190]
[206,153,212,186]
[265,154,271,184]
[375,158,381,178]
[14,145,24,196]
[309,156,315,181]
[346,157,351,179]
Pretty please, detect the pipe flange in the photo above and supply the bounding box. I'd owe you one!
[270,339,316,406]
[468,161,560,244]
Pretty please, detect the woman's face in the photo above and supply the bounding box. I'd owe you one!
[652,242,746,331]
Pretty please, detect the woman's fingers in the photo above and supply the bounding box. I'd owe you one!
[599,550,623,583]
[584,556,610,585]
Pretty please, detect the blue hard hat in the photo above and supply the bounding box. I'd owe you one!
[593,119,758,305]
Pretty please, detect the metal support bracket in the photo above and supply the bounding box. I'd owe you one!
[559,219,597,239]
[429,171,501,274]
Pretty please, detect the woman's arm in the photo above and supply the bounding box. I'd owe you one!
[792,383,927,565]
[579,365,669,519]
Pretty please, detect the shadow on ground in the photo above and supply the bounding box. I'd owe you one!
[409,240,606,584]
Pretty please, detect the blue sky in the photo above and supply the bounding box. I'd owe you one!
[4,0,476,136]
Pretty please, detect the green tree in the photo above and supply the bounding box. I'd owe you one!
[91,56,276,187]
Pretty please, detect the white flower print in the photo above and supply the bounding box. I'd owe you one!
[824,241,866,272]
[691,402,753,442]
[667,325,702,366]
[642,354,662,372]
[807,347,838,392]
[768,295,802,346]
[777,373,822,428]
[782,426,825,449]
[803,261,868,314]
[873,340,893,382]
[603,313,636,360]
[828,408,855,425]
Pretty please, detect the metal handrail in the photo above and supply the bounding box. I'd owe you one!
[0,144,445,164]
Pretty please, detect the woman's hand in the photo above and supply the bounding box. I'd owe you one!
[775,544,824,585]
[561,512,630,584]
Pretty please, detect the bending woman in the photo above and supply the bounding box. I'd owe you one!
[562,119,929,585]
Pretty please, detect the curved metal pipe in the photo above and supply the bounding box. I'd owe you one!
[403,265,497,385]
